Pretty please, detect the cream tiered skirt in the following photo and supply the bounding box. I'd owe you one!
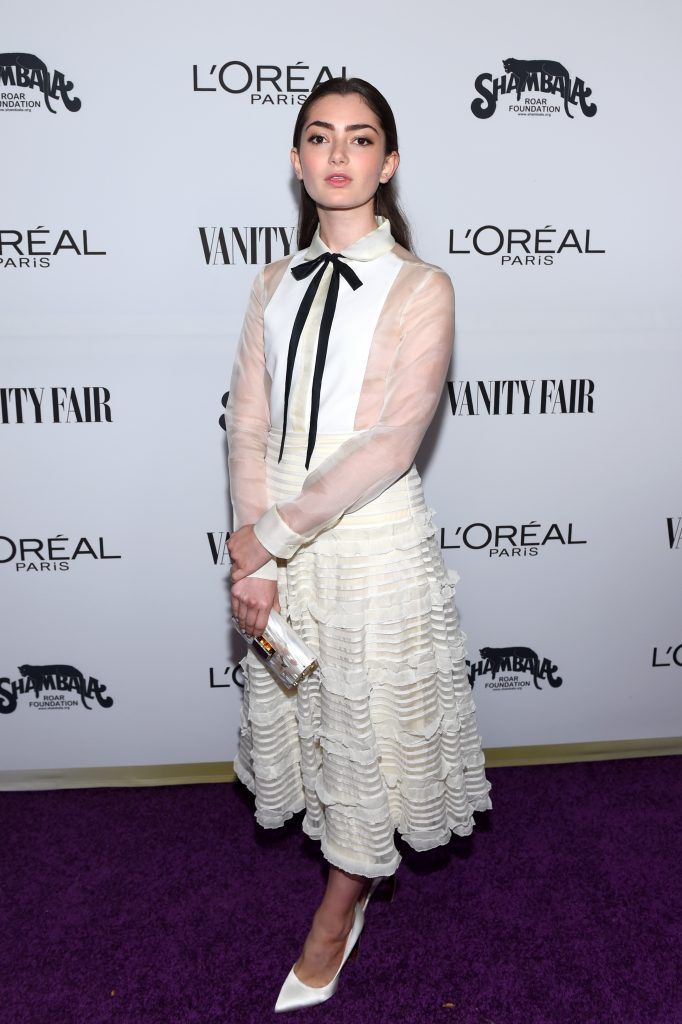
[233,428,492,878]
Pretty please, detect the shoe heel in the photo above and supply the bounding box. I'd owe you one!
[373,873,398,904]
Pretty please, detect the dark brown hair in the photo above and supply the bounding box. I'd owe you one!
[292,76,413,252]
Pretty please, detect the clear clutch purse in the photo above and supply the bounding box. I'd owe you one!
[232,608,319,690]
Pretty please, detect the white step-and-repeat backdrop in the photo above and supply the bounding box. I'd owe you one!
[2,1,680,783]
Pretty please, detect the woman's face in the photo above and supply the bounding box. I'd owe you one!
[291,92,399,214]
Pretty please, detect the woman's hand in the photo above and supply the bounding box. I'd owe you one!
[227,524,272,583]
[231,577,280,637]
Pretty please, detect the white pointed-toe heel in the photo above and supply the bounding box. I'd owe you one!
[274,901,365,1013]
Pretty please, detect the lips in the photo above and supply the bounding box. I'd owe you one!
[325,174,352,185]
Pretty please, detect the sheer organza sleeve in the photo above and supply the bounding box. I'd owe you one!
[225,268,278,581]
[253,267,454,560]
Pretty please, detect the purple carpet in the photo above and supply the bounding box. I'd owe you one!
[3,754,681,1024]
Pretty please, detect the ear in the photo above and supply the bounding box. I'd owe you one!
[379,150,400,184]
[290,147,303,181]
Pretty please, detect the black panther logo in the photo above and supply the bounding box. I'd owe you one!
[19,662,87,687]
[503,58,574,119]
[478,646,563,688]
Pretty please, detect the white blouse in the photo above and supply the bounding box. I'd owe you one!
[226,216,455,580]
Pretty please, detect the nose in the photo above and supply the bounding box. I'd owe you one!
[329,138,348,165]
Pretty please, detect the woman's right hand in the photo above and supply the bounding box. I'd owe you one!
[231,576,280,637]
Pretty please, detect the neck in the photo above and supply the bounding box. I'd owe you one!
[316,202,378,253]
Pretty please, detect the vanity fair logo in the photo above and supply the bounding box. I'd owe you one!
[0,664,114,714]
[666,517,682,550]
[446,379,595,416]
[448,225,605,267]
[220,383,595,422]
[0,534,121,572]
[468,646,564,692]
[441,521,586,558]
[208,533,247,689]
[652,644,682,670]
[199,227,295,266]
[471,57,597,119]
[192,61,348,105]
[207,531,231,566]
[0,52,82,113]
[0,388,112,424]
[0,228,105,270]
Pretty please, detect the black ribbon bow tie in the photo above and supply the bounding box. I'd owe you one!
[279,251,363,469]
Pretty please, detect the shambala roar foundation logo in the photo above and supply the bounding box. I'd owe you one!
[0,663,114,714]
[0,52,81,113]
[471,57,597,119]
[468,645,564,691]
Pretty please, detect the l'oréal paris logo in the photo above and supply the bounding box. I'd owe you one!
[0,228,105,270]
[0,52,81,113]
[652,645,682,670]
[471,57,597,119]
[199,227,295,266]
[208,664,245,689]
[448,225,605,267]
[0,534,121,573]
[441,520,586,558]
[192,61,348,105]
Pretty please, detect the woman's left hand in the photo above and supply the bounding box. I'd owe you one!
[227,524,272,582]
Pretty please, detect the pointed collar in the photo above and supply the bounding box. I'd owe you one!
[304,215,395,263]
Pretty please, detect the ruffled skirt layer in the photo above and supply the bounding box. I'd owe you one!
[233,429,492,878]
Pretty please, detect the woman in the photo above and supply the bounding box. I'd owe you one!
[226,76,492,1012]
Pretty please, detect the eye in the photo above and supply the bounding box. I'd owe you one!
[307,133,326,144]
[353,136,373,146]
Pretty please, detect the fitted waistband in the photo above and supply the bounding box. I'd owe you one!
[267,426,359,446]
[265,428,426,526]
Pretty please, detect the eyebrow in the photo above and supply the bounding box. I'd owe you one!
[304,120,380,135]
